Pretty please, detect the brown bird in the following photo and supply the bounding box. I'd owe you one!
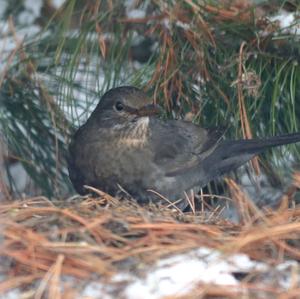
[68,86,300,210]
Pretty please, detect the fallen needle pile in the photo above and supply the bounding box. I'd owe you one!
[1,174,300,298]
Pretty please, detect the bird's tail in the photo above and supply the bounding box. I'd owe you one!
[204,132,300,178]
[221,132,300,156]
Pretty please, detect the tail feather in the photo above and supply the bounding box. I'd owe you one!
[220,132,300,158]
[203,132,300,180]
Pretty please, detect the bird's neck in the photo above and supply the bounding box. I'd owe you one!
[113,116,150,148]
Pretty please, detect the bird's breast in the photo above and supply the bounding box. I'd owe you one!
[117,116,150,148]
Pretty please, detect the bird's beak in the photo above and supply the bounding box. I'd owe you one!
[136,103,161,117]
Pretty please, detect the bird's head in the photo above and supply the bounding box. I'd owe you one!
[91,86,160,126]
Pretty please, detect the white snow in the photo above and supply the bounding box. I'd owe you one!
[0,0,41,71]
[52,0,66,9]
[23,0,43,17]
[269,10,300,36]
[0,290,21,299]
[18,0,43,24]
[70,247,298,299]
[0,0,7,18]
[123,248,264,299]
[127,9,146,19]
[125,0,148,19]
[80,281,111,299]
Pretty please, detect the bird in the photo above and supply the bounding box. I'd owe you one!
[68,86,300,210]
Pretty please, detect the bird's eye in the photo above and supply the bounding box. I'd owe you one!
[115,101,124,112]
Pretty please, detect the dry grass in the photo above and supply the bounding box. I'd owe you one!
[0,173,300,298]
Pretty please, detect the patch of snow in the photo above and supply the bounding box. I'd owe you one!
[4,163,28,194]
[0,290,21,299]
[127,9,146,19]
[18,11,36,25]
[47,56,106,126]
[162,17,171,30]
[24,0,43,17]
[269,10,300,36]
[0,23,40,71]
[1,247,299,298]
[175,20,190,30]
[0,0,7,18]
[80,281,111,299]
[275,260,298,289]
[17,25,41,38]
[123,248,264,299]
[52,0,66,9]
[18,0,43,24]
[0,21,9,34]
[125,0,149,20]
[75,247,299,299]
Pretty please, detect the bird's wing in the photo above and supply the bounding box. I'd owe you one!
[148,118,225,176]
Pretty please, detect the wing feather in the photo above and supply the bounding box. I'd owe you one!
[149,118,225,176]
